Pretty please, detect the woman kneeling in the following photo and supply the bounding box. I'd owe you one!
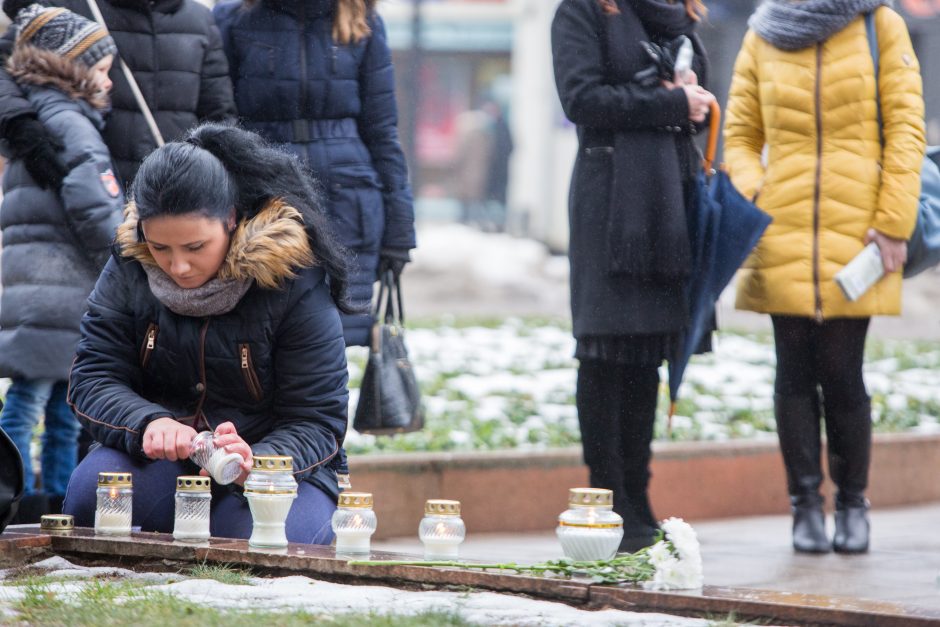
[64,123,352,544]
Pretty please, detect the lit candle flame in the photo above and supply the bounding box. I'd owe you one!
[350,514,364,529]
[109,487,118,500]
[434,522,447,537]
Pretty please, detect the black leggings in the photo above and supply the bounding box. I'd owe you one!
[771,316,870,408]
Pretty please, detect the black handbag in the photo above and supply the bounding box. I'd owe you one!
[0,423,25,533]
[353,271,423,435]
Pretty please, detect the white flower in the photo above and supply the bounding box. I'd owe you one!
[660,517,701,562]
[645,540,674,568]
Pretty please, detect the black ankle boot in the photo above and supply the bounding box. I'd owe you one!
[791,495,830,554]
[833,500,870,554]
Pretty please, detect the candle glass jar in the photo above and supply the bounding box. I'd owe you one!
[556,488,624,561]
[190,431,243,485]
[418,499,465,560]
[331,492,377,555]
[244,456,297,548]
[40,514,74,534]
[173,475,211,542]
[95,472,133,536]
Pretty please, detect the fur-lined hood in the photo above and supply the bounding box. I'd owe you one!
[7,44,109,111]
[116,199,315,290]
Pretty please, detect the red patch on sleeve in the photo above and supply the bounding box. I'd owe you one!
[100,169,120,198]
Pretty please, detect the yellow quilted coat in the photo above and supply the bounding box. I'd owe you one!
[724,7,925,319]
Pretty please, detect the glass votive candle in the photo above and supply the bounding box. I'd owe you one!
[40,514,74,534]
[190,431,243,485]
[418,499,465,560]
[556,488,624,561]
[331,492,377,555]
[244,456,297,549]
[95,472,133,536]
[173,475,211,542]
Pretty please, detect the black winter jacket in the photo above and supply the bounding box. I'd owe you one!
[0,48,123,381]
[68,201,349,500]
[213,0,415,346]
[0,0,237,188]
[552,0,707,339]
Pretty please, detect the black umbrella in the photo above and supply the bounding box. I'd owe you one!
[667,102,773,431]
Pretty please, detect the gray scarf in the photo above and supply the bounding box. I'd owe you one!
[143,264,253,317]
[749,0,889,51]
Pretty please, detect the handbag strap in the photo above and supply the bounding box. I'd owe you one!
[865,12,885,150]
[372,271,406,326]
[85,0,165,148]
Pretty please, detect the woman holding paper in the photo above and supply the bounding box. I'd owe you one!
[724,1,925,554]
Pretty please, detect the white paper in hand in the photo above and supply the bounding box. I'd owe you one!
[835,243,885,302]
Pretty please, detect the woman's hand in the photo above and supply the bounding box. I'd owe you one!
[682,85,716,123]
[142,417,197,461]
[866,228,908,274]
[206,421,253,486]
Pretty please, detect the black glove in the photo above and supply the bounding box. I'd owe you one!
[6,116,67,190]
[377,248,411,281]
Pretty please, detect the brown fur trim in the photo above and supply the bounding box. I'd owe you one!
[6,44,109,111]
[117,199,315,289]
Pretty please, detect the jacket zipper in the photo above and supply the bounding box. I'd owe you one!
[192,319,211,428]
[139,323,158,368]
[812,44,824,324]
[240,344,263,401]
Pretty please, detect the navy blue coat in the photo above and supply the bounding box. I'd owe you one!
[213,0,416,347]
[68,202,349,500]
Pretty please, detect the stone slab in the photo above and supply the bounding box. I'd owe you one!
[0,531,51,567]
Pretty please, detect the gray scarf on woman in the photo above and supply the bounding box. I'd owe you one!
[143,264,253,317]
[749,0,889,51]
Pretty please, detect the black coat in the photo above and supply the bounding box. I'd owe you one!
[0,76,123,381]
[551,0,707,339]
[0,0,237,188]
[68,202,349,500]
[213,0,416,347]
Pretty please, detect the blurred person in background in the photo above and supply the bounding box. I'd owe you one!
[552,0,715,552]
[213,0,416,350]
[724,0,925,554]
[0,3,122,521]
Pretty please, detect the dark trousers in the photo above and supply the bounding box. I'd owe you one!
[576,360,660,535]
[771,316,871,506]
[63,446,336,544]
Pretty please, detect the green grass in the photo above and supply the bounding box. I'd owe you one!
[10,580,479,626]
[185,562,253,586]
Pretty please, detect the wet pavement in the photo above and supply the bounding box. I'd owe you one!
[375,502,940,614]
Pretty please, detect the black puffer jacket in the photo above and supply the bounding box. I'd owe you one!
[68,201,349,500]
[0,0,236,187]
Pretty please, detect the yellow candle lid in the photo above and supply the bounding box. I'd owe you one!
[252,456,293,472]
[40,514,74,531]
[338,492,373,508]
[176,476,211,492]
[425,499,461,516]
[97,472,132,487]
[568,488,613,508]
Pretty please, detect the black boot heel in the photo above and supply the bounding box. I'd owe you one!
[833,503,870,554]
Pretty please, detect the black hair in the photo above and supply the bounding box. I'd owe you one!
[132,122,354,313]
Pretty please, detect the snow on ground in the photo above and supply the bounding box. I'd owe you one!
[0,557,711,627]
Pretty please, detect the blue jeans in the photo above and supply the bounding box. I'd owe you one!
[63,446,336,544]
[0,379,79,497]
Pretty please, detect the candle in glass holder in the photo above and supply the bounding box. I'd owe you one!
[173,475,211,542]
[95,472,132,536]
[332,492,377,555]
[190,431,243,485]
[418,499,465,560]
[556,488,624,561]
[244,456,297,548]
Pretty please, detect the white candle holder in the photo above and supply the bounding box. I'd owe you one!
[173,475,211,543]
[418,499,465,560]
[331,492,377,555]
[95,472,133,536]
[190,431,242,485]
[244,456,297,549]
[556,488,624,561]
